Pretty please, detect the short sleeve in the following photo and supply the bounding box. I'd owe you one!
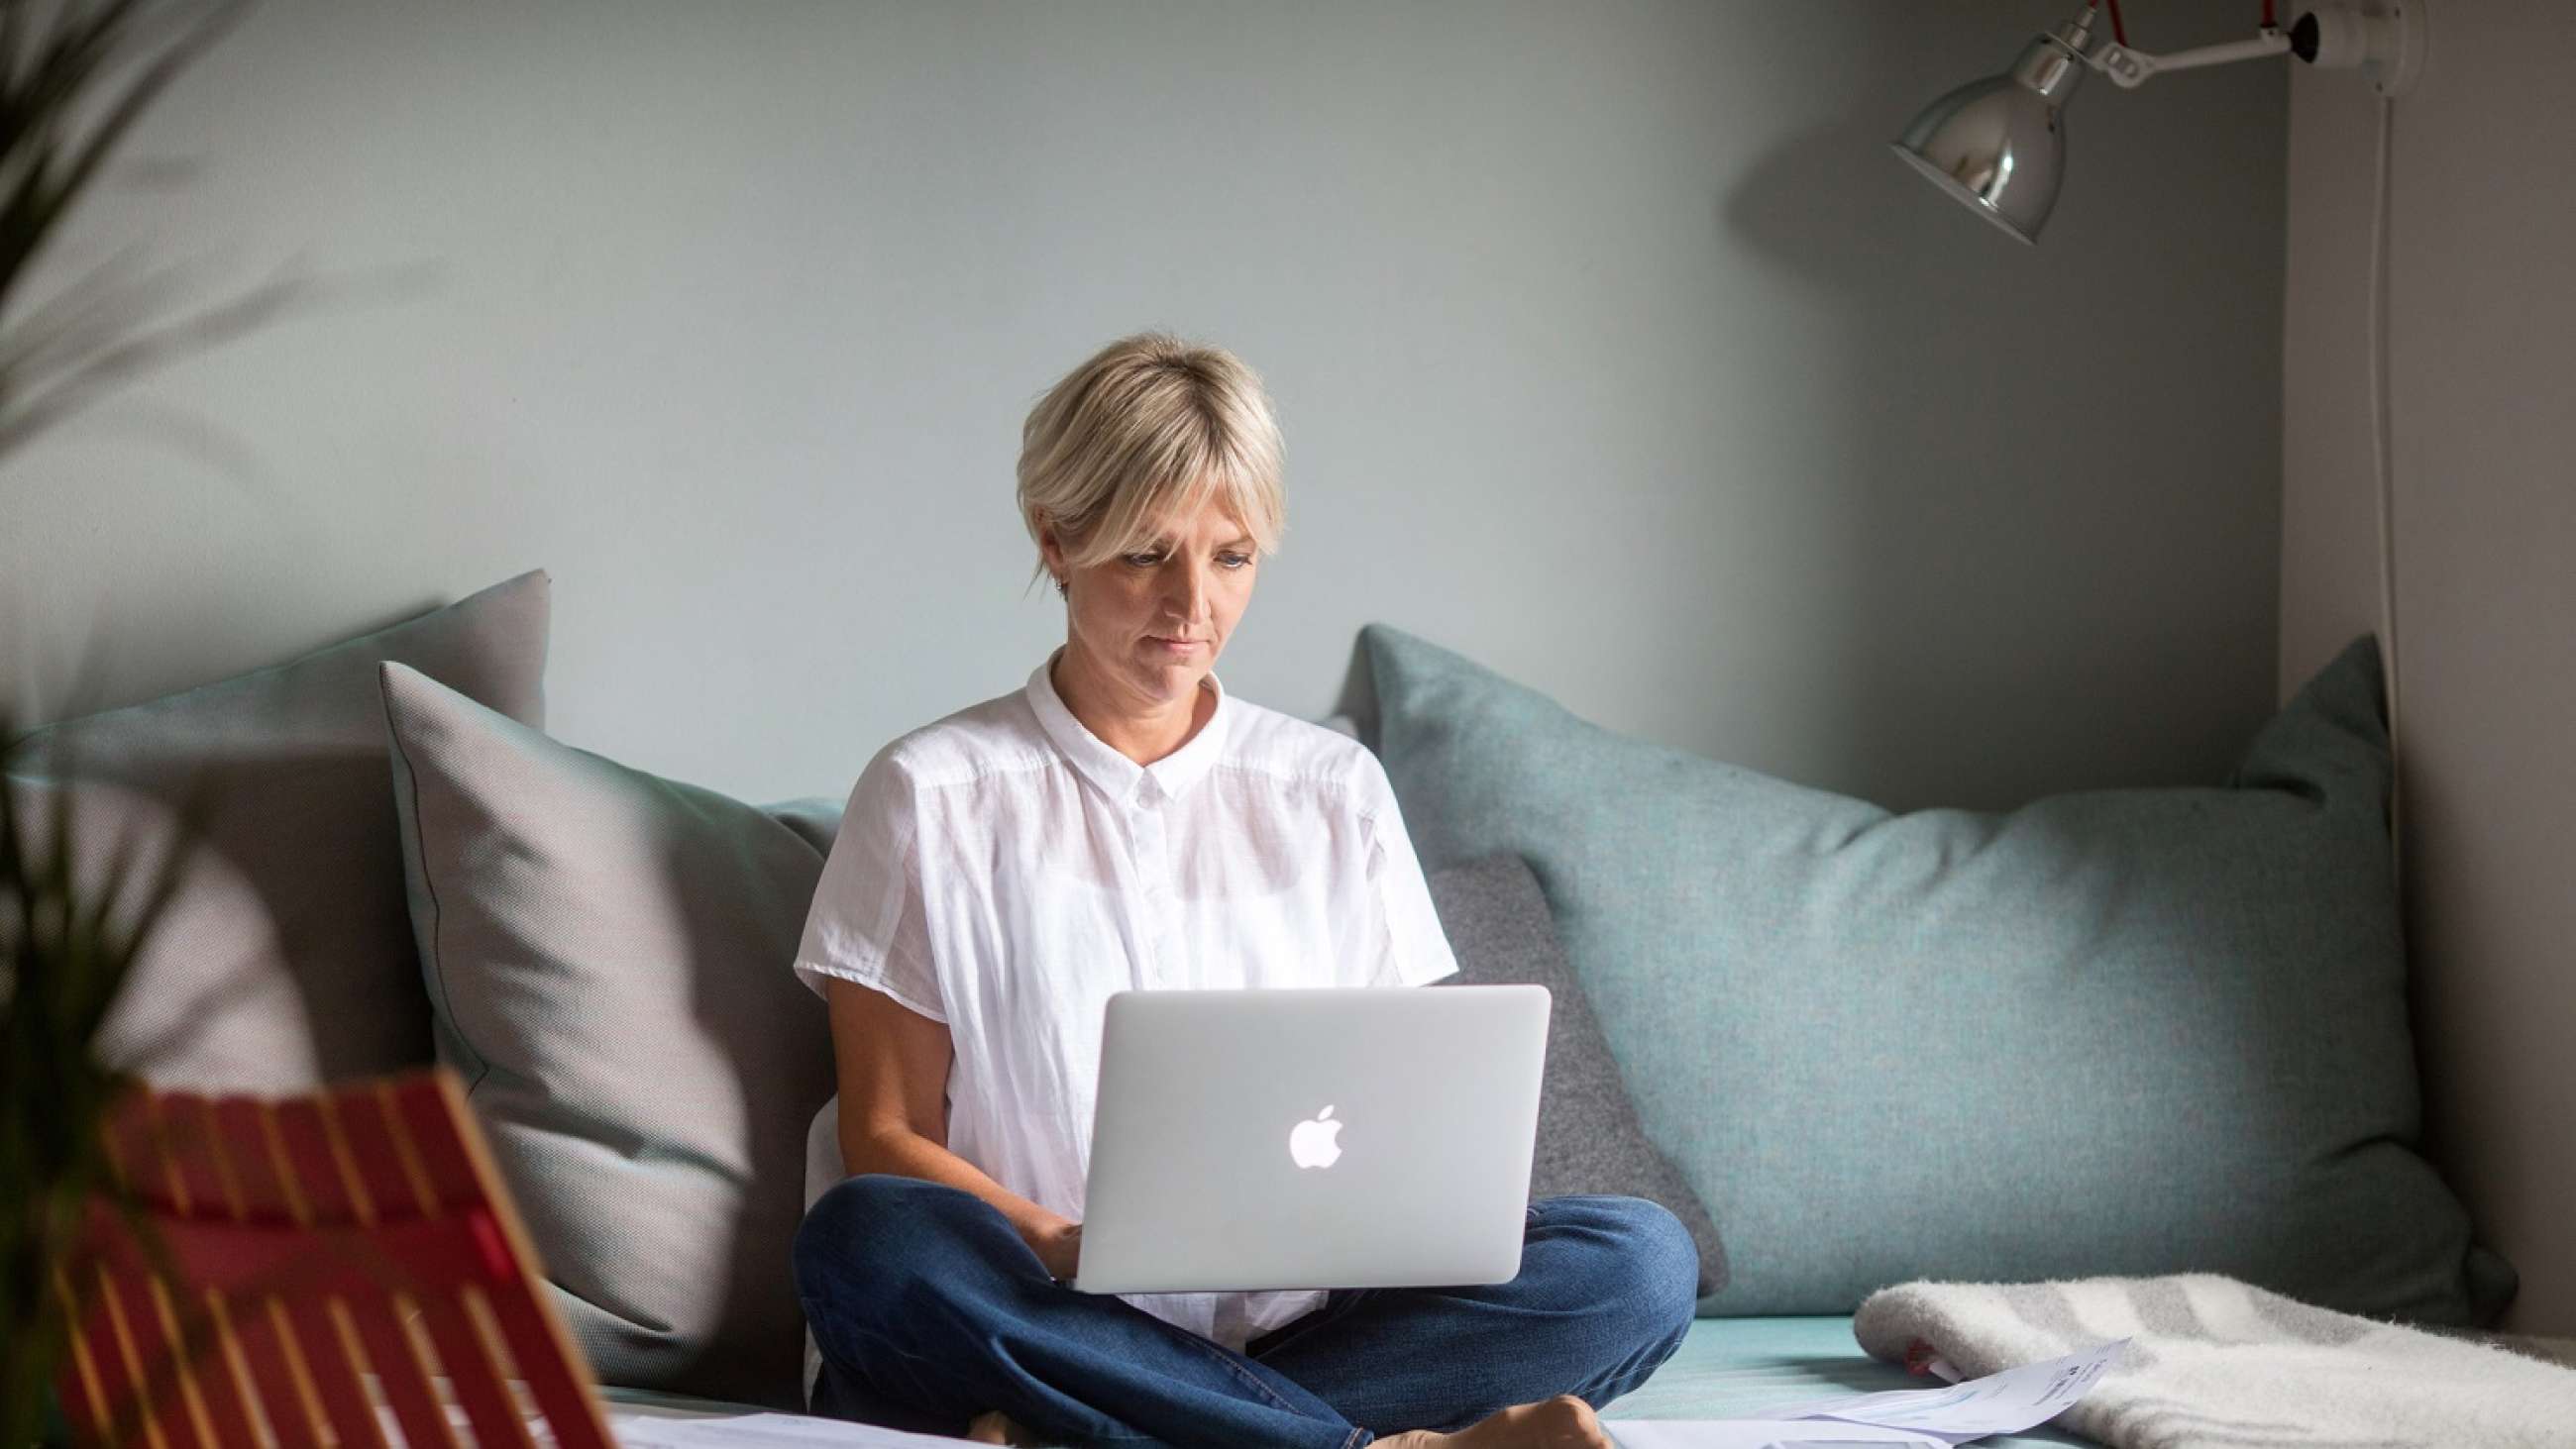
[793,747,946,1023]
[1355,756,1459,989]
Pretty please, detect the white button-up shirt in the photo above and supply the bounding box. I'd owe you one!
[794,649,1459,1350]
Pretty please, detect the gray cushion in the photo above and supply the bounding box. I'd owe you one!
[2,569,550,1088]
[1427,853,1728,1296]
[380,661,838,1409]
[1363,624,2515,1326]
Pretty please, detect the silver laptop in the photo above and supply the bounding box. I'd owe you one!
[1072,983,1551,1295]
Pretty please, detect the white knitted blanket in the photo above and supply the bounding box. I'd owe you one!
[1851,1274,2576,1449]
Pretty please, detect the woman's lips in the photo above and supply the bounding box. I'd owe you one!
[1147,636,1203,651]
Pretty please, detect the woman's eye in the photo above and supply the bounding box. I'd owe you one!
[1123,552,1166,568]
[1218,553,1251,569]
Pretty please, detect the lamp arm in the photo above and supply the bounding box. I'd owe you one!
[2090,28,2291,89]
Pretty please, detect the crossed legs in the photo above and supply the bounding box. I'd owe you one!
[793,1174,1698,1449]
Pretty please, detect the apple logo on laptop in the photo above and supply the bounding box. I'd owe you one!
[1289,1105,1343,1169]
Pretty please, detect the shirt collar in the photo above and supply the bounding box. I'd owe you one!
[1025,647,1231,807]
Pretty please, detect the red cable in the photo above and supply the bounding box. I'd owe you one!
[2088,0,2130,49]
[2262,0,2278,28]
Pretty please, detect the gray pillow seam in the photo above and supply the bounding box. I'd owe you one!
[380,673,485,1093]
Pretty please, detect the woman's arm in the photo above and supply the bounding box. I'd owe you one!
[824,978,1083,1278]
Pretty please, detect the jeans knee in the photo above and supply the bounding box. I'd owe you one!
[1543,1193,1701,1343]
[1622,1197,1703,1339]
[794,1174,1001,1335]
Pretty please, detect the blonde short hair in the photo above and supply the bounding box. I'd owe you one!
[1017,331,1285,586]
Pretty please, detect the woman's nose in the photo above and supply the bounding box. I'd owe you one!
[1164,560,1208,620]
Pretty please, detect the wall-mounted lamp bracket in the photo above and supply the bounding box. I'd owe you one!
[2089,2,2425,97]
[2092,31,2292,90]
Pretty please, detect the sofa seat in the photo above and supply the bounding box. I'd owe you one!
[598,1316,2095,1445]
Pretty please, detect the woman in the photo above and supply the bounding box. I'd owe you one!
[790,332,1694,1449]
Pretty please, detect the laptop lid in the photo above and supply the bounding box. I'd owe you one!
[1072,983,1550,1295]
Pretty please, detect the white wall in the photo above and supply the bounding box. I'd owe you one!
[3,0,2283,815]
[2281,1,2576,1333]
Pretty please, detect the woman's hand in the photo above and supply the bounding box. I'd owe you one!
[1028,1217,1083,1282]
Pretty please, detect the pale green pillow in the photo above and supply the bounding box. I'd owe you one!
[1361,627,2513,1325]
[4,569,551,1088]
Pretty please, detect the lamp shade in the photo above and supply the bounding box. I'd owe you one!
[1891,23,2091,244]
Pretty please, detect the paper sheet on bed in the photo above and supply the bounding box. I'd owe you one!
[1605,1337,2126,1448]
[608,1410,980,1447]
[1608,1422,1950,1448]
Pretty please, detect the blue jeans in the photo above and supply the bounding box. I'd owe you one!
[793,1174,1698,1449]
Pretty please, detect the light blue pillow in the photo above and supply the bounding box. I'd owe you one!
[1361,626,2513,1325]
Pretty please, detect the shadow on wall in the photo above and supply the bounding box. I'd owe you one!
[1712,10,2279,813]
[1,582,451,740]
[1343,2,2281,815]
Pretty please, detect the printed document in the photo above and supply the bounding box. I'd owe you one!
[1604,1338,2127,1447]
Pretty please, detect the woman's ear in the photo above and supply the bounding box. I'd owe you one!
[1035,521,1071,595]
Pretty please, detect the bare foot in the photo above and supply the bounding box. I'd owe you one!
[963,1408,1043,1445]
[1373,1396,1613,1449]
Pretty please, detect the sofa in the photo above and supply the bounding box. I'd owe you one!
[7,569,2529,1449]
